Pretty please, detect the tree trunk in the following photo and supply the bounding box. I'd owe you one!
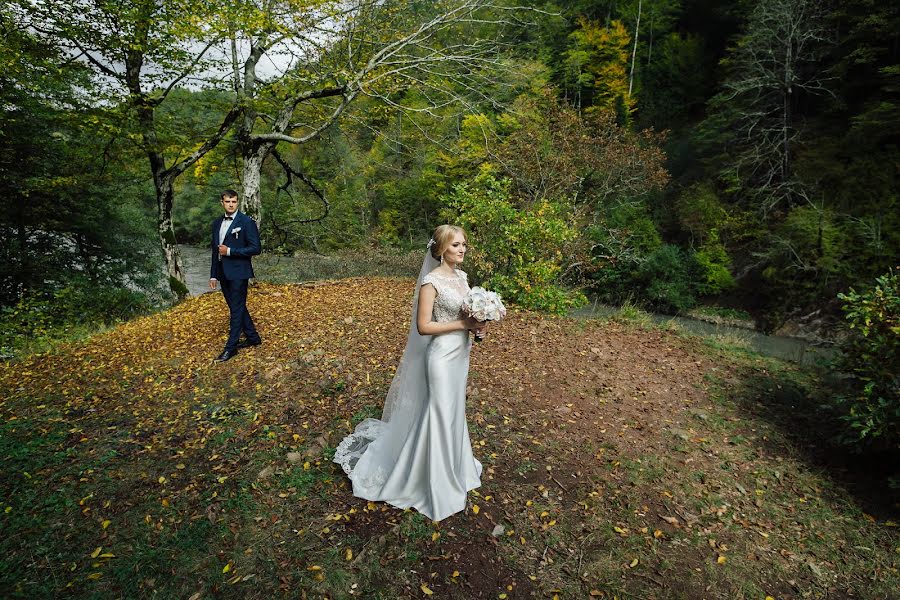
[240,141,274,225]
[155,170,188,300]
[629,0,642,97]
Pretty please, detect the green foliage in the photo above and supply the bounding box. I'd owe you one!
[445,175,585,314]
[635,244,698,314]
[832,271,900,450]
[693,230,735,296]
[564,18,635,117]
[0,283,153,359]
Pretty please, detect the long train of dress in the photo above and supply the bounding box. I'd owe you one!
[334,269,481,521]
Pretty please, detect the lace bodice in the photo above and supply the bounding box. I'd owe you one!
[422,269,470,323]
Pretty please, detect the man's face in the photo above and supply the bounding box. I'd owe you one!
[221,195,239,214]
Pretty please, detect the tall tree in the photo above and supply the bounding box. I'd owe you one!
[17,0,241,299]
[563,17,635,117]
[0,7,158,303]
[224,0,529,227]
[700,0,832,215]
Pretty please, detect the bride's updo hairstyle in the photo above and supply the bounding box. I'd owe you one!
[429,225,467,261]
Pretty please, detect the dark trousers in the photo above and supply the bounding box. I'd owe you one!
[218,275,260,352]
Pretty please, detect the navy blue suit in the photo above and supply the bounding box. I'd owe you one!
[211,211,261,352]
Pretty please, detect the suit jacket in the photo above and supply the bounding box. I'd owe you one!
[210,211,261,281]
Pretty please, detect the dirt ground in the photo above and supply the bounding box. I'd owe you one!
[1,279,896,599]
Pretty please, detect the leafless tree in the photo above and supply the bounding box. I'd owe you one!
[221,0,539,227]
[711,0,833,216]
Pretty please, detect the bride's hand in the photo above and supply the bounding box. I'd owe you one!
[462,316,484,331]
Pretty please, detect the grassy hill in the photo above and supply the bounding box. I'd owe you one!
[0,279,896,599]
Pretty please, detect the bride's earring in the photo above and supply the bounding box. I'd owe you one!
[440,256,443,264]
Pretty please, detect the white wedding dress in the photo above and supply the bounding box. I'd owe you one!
[333,254,482,522]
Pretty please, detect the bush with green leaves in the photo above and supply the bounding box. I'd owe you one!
[832,270,900,450]
[693,229,735,296]
[0,282,153,359]
[635,244,699,314]
[445,174,585,314]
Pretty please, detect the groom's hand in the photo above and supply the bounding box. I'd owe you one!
[209,278,218,290]
[218,244,229,256]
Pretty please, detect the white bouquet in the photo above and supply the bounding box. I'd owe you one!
[462,286,507,341]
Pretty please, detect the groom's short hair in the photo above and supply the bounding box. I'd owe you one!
[221,189,238,200]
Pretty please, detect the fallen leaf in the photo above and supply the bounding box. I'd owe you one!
[421,583,434,595]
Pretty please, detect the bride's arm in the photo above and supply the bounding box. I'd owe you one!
[417,283,478,335]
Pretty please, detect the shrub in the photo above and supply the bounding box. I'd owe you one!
[445,174,585,314]
[0,283,153,358]
[693,230,736,296]
[832,270,900,450]
[635,244,698,314]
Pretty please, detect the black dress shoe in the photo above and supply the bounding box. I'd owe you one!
[215,348,238,362]
[236,338,262,349]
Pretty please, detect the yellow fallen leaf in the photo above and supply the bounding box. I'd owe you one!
[345,548,353,561]
[90,547,102,559]
[765,596,776,600]
[452,571,460,578]
[4,506,11,514]
[101,520,111,530]
[500,595,507,599]
[421,583,434,595]
[99,553,115,559]
[629,558,639,568]
[472,504,480,514]
[307,565,322,571]
[717,555,727,564]
[87,572,102,580]
[158,476,166,484]
[222,562,232,573]
[432,531,440,541]
[590,591,604,597]
[303,462,310,470]
[176,463,186,470]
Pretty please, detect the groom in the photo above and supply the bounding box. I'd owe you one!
[209,189,262,362]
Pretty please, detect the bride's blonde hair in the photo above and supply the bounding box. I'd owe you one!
[429,225,467,260]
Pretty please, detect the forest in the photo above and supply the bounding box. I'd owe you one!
[2,1,898,445]
[1,2,899,597]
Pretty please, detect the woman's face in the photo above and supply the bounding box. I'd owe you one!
[442,232,467,266]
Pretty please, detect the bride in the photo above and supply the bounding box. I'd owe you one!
[333,225,487,521]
